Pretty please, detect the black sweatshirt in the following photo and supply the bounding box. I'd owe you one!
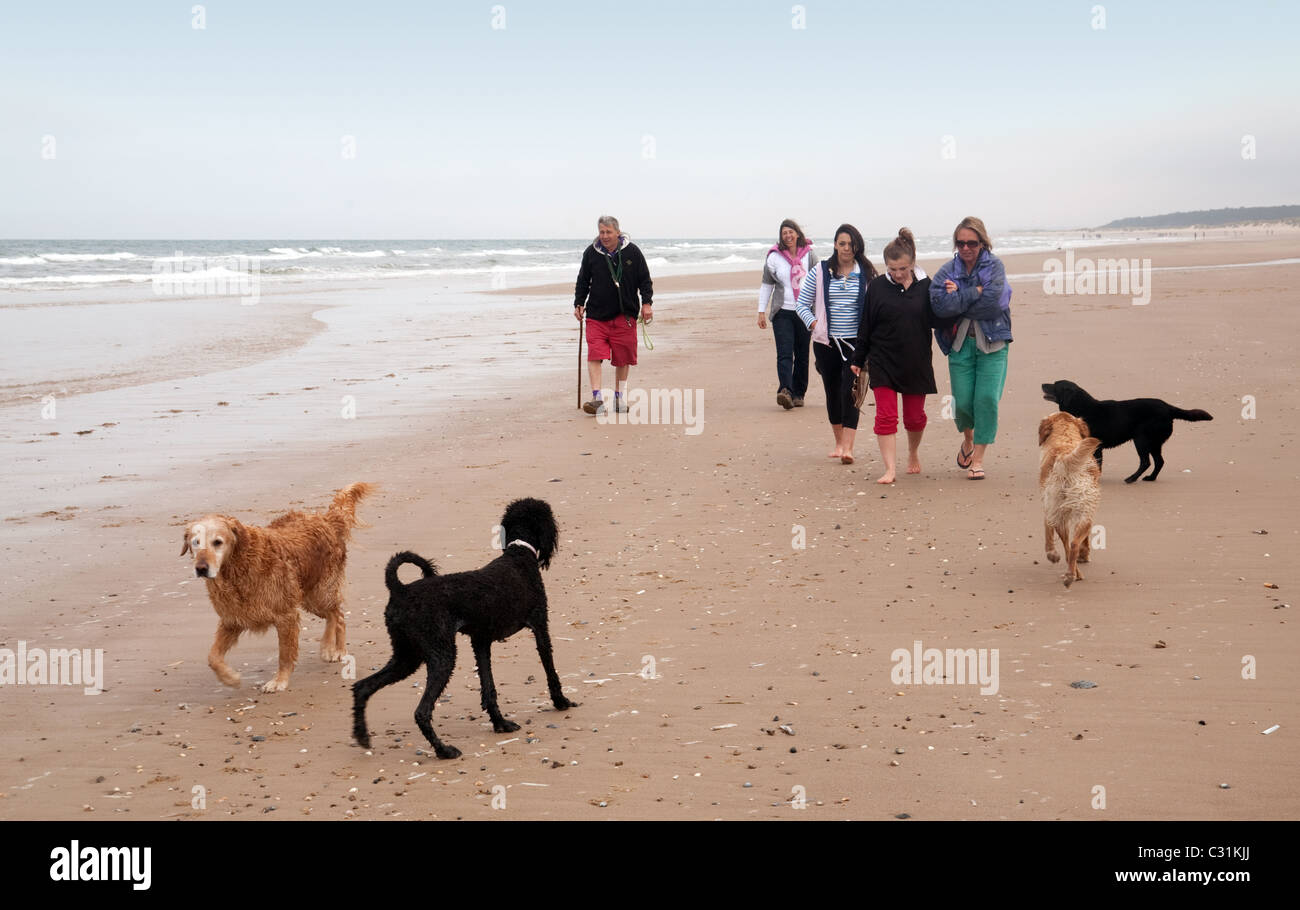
[852,273,938,395]
[573,238,653,321]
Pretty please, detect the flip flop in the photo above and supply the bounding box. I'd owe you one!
[957,443,974,469]
[967,468,985,480]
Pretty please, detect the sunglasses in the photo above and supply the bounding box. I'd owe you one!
[955,240,981,249]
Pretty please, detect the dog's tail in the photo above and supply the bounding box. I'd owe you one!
[329,482,376,528]
[1172,407,1213,422]
[385,551,437,593]
[1065,437,1104,474]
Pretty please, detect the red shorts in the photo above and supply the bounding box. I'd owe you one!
[586,316,638,367]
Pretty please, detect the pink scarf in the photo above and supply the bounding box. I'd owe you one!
[771,242,812,298]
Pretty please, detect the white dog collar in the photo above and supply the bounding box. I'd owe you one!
[508,539,539,559]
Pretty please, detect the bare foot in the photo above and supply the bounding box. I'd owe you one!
[828,450,843,459]
[906,457,921,474]
[840,453,854,465]
[877,471,895,484]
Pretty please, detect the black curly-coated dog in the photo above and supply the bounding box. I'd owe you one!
[352,498,577,759]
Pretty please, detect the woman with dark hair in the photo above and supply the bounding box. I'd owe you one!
[851,228,936,484]
[929,216,1013,480]
[757,219,817,409]
[794,223,878,464]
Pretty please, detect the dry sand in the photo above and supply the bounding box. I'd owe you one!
[1,236,1296,820]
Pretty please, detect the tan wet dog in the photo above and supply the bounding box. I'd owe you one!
[1038,413,1101,587]
[181,482,374,692]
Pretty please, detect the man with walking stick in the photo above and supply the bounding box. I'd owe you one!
[573,215,653,415]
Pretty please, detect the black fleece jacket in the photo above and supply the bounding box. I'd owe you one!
[573,238,653,321]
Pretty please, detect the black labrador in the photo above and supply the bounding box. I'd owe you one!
[1042,380,1212,483]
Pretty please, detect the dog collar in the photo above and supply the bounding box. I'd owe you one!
[507,539,539,560]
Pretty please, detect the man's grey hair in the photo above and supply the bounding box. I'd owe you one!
[597,215,620,232]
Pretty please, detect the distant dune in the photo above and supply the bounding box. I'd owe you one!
[1099,205,1300,229]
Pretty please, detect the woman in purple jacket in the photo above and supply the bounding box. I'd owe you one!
[929,216,1013,480]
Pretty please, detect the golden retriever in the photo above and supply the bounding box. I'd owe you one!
[181,482,374,692]
[1038,413,1101,587]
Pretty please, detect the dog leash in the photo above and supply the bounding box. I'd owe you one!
[604,245,654,352]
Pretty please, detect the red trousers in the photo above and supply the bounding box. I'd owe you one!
[872,387,927,436]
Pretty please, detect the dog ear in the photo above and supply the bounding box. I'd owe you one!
[537,515,558,571]
[1038,416,1053,446]
[180,526,193,557]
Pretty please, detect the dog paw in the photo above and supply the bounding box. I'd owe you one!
[1045,552,1060,564]
[260,678,289,693]
[554,698,578,710]
[436,745,462,760]
[215,672,241,687]
[321,647,344,663]
[493,720,521,733]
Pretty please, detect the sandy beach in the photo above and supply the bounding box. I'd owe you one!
[0,233,1296,820]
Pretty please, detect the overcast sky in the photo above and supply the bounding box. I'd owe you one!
[2,0,1296,239]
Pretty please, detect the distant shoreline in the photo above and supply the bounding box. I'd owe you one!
[492,232,1296,298]
[8,223,1294,296]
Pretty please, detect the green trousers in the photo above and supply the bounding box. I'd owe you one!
[947,342,1008,445]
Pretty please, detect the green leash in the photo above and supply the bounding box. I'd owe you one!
[603,246,654,350]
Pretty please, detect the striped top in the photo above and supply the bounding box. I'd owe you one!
[795,264,864,339]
